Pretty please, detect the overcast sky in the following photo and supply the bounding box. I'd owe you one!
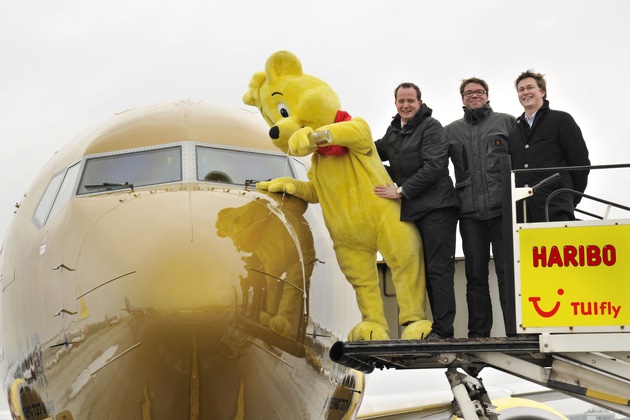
[1,1,628,415]
[2,0,630,238]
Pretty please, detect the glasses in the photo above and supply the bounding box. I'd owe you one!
[463,89,487,97]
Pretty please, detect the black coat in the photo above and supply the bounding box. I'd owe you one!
[508,100,590,222]
[375,104,458,221]
[446,104,516,220]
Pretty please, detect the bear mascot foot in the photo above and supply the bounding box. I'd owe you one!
[259,311,273,326]
[400,320,433,340]
[348,321,390,341]
[269,314,292,337]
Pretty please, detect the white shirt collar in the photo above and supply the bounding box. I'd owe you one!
[525,112,536,127]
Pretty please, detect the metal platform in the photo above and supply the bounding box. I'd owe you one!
[330,336,543,373]
[330,164,630,419]
[331,336,552,419]
[330,334,630,418]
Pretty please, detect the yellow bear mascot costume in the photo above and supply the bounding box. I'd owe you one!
[243,50,431,341]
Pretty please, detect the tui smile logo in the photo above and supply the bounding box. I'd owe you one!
[527,288,622,319]
[529,289,564,317]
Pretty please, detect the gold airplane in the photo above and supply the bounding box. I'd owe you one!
[0,99,369,419]
[0,99,573,419]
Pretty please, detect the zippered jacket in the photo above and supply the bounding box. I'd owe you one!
[375,103,458,221]
[446,104,515,219]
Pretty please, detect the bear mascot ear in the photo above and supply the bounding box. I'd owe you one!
[265,50,303,83]
[242,72,266,107]
[242,51,303,107]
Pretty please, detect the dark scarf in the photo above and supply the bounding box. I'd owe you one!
[463,102,492,125]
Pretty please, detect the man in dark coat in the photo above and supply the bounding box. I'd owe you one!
[509,70,590,222]
[374,82,459,339]
[446,77,516,338]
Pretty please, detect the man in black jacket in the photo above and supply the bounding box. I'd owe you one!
[374,82,459,339]
[509,70,590,222]
[446,77,516,337]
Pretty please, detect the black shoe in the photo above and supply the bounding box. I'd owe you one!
[423,331,444,340]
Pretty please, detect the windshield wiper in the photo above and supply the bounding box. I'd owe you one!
[84,182,135,192]
[245,179,270,186]
[245,179,270,190]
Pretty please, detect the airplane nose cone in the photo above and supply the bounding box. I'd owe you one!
[76,189,253,312]
[59,187,318,417]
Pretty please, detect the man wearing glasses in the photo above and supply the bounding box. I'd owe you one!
[445,77,515,338]
[508,70,590,223]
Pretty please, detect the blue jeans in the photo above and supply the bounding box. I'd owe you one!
[414,207,458,337]
[459,216,507,337]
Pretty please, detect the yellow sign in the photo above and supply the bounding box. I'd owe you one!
[519,224,630,329]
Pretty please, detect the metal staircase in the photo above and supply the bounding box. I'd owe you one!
[330,334,630,418]
[329,162,630,419]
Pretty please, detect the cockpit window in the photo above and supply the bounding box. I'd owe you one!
[48,163,80,222]
[33,162,81,227]
[77,146,182,195]
[196,146,293,184]
[33,172,64,227]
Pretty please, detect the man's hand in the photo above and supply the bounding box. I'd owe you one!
[373,183,401,200]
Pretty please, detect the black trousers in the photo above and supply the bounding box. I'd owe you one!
[460,216,507,337]
[414,207,458,337]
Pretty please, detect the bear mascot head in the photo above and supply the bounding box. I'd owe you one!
[243,50,341,155]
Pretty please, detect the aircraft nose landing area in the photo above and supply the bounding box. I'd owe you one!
[59,189,312,416]
[16,190,317,418]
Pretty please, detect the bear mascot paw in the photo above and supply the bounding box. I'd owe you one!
[259,308,293,338]
[400,320,433,340]
[348,322,389,342]
[269,315,292,338]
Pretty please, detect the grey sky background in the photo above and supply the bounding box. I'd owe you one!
[0,1,629,415]
[1,0,629,239]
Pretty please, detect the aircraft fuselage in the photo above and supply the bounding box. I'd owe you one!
[0,100,364,419]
